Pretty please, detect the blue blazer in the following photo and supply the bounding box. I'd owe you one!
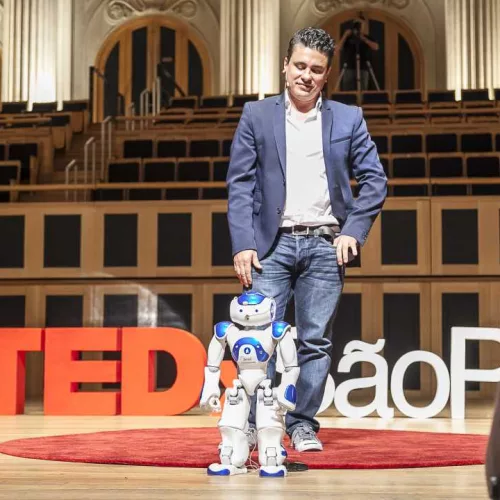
[227,93,387,259]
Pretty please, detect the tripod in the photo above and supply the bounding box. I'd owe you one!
[335,37,380,92]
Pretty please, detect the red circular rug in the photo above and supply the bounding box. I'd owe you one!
[0,427,487,469]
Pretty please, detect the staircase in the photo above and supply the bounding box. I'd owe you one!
[20,123,106,202]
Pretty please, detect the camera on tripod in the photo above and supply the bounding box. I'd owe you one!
[351,20,362,38]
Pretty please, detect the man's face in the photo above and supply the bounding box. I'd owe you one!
[283,44,331,103]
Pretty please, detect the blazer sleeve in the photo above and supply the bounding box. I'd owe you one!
[340,106,387,246]
[226,102,258,256]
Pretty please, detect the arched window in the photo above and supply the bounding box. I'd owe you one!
[93,15,212,122]
[321,9,424,96]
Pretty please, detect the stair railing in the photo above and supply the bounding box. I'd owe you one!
[64,159,78,201]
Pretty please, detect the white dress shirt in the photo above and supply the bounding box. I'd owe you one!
[280,90,339,228]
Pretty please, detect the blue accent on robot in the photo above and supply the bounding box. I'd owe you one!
[259,469,286,477]
[215,321,232,339]
[237,292,266,305]
[284,384,297,404]
[232,337,270,362]
[271,321,289,339]
[207,467,231,476]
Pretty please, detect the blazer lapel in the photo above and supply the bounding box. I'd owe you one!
[274,94,286,179]
[322,100,334,173]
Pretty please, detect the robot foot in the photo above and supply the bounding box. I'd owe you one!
[207,463,248,476]
[259,465,287,477]
[489,476,500,499]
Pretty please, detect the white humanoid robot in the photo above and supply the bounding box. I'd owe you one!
[200,291,299,477]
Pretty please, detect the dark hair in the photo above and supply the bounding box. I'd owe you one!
[286,27,335,67]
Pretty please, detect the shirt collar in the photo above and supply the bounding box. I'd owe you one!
[285,89,322,119]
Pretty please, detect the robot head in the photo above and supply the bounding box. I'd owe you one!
[229,292,276,327]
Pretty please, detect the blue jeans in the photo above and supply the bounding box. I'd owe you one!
[248,232,344,435]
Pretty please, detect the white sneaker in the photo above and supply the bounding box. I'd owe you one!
[291,426,323,452]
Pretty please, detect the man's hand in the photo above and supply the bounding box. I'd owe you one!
[333,235,358,266]
[233,250,262,287]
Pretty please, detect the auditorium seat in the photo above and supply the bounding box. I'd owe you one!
[431,184,467,196]
[232,94,259,107]
[461,88,492,107]
[32,102,58,113]
[361,92,391,124]
[189,139,220,157]
[361,91,391,108]
[213,157,229,181]
[379,155,389,177]
[157,139,187,158]
[185,114,222,126]
[429,153,464,177]
[465,154,500,177]
[426,133,458,153]
[1,101,28,114]
[107,159,141,183]
[394,90,425,108]
[460,132,493,152]
[123,139,154,158]
[427,90,458,108]
[0,160,21,202]
[391,133,424,154]
[220,115,241,124]
[221,139,232,157]
[8,143,38,182]
[177,158,210,181]
[129,188,163,200]
[330,92,358,106]
[169,96,198,109]
[392,155,426,178]
[93,189,123,201]
[471,184,500,195]
[372,135,389,154]
[143,159,176,182]
[166,188,199,200]
[200,96,230,108]
[202,187,228,199]
[393,184,429,197]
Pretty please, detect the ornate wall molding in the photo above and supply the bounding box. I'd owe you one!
[314,0,410,14]
[105,0,198,24]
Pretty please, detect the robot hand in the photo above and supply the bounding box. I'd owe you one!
[200,385,221,411]
[207,396,222,413]
[275,366,299,412]
[200,367,221,411]
[275,386,296,412]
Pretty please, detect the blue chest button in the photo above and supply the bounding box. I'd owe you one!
[232,337,269,362]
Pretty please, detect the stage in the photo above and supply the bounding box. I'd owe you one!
[0,401,494,500]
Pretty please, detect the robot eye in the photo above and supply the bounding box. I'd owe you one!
[239,309,243,312]
[255,309,259,313]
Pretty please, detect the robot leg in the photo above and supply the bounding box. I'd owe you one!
[256,379,287,477]
[208,379,250,476]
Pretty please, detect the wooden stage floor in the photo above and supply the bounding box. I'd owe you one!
[0,402,495,500]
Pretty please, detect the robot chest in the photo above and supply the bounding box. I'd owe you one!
[229,336,272,364]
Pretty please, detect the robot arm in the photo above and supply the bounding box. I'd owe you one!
[273,323,299,412]
[200,322,231,411]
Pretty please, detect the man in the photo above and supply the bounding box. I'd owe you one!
[227,27,387,452]
[337,17,379,91]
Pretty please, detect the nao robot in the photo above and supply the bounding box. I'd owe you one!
[200,291,299,477]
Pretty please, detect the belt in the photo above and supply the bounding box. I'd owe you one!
[279,224,340,241]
